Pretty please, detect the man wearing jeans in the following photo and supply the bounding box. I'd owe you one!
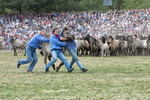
[17,30,49,72]
[44,27,74,73]
[56,26,88,72]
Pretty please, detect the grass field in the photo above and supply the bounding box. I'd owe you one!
[0,50,150,100]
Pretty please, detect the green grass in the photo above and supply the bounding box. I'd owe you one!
[0,50,150,100]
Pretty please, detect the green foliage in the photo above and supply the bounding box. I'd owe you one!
[123,0,150,9]
[0,0,150,13]
[79,0,103,11]
[114,0,124,10]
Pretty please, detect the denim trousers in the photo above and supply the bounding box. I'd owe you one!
[19,45,38,71]
[68,49,84,69]
[45,50,70,71]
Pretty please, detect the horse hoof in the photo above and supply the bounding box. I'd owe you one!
[52,66,55,70]
[56,66,60,72]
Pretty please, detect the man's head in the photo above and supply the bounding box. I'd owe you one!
[40,30,46,35]
[52,27,59,35]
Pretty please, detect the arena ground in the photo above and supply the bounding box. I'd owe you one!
[0,50,149,100]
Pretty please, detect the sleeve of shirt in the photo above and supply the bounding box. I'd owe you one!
[37,36,49,42]
[59,35,63,38]
[51,36,67,46]
[38,45,42,49]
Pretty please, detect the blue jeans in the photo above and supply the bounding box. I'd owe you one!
[18,45,38,71]
[68,49,84,69]
[45,50,70,71]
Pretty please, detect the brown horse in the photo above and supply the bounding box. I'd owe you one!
[9,36,27,56]
[83,34,99,56]
[108,35,120,56]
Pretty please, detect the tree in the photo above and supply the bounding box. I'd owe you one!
[0,0,150,14]
[114,0,124,10]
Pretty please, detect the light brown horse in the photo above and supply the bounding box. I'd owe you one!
[10,36,27,56]
[108,35,120,56]
[75,39,89,56]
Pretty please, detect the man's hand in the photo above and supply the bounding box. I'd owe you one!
[60,37,67,41]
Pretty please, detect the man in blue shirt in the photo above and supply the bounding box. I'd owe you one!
[44,27,74,73]
[56,26,88,72]
[17,29,49,72]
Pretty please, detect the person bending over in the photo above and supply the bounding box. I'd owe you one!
[17,29,49,72]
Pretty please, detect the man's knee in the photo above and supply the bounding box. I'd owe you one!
[27,58,32,63]
[33,58,38,62]
[52,58,57,62]
[73,57,79,61]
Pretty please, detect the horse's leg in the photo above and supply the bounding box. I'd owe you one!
[44,53,48,65]
[48,55,55,70]
[85,47,89,55]
[101,49,104,57]
[78,48,82,56]
[56,62,64,72]
[14,48,17,56]
[86,48,89,55]
[24,48,26,56]
[90,48,92,56]
[52,64,55,70]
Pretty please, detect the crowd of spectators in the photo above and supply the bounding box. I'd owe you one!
[0,8,150,49]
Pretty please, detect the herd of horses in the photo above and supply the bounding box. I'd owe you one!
[9,32,150,66]
[78,34,150,57]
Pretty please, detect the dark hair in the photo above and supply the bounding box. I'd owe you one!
[52,27,58,34]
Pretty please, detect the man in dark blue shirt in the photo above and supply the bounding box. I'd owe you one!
[17,30,49,72]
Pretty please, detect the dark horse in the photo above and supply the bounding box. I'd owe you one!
[41,31,75,71]
[83,34,100,56]
[9,36,27,56]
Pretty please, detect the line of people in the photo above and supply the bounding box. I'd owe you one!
[17,26,88,73]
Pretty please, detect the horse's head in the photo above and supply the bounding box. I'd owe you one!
[62,31,75,41]
[101,36,106,44]
[83,34,90,40]
[108,35,114,47]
